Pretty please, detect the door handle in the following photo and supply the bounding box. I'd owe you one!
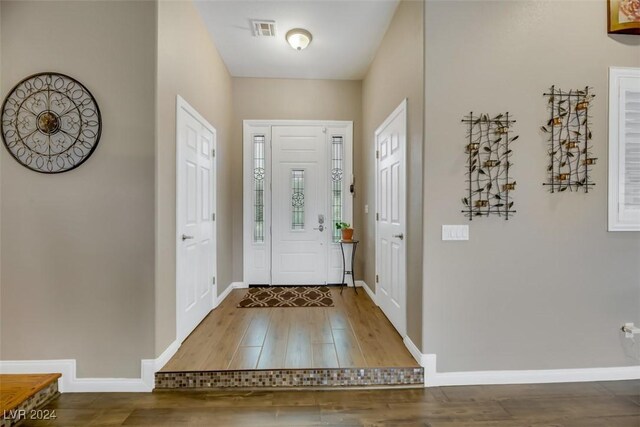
[393,233,404,240]
[182,234,195,241]
[314,225,325,232]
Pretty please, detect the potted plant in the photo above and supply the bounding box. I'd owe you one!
[335,222,354,241]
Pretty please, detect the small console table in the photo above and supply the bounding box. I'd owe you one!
[339,240,359,294]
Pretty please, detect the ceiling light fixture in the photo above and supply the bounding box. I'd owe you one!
[286,28,312,51]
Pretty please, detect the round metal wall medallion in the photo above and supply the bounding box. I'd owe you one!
[1,72,102,173]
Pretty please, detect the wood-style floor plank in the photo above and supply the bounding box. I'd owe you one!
[202,307,255,369]
[240,308,272,347]
[311,343,339,368]
[161,287,419,371]
[306,308,334,344]
[332,328,366,367]
[21,381,640,427]
[257,309,290,369]
[227,346,261,370]
[162,292,242,371]
[284,310,313,368]
[344,291,416,367]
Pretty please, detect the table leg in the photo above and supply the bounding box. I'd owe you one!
[351,242,358,294]
[340,243,346,295]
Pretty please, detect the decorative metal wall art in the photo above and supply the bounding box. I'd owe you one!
[541,86,596,193]
[462,112,518,220]
[1,73,102,173]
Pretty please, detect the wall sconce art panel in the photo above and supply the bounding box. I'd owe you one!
[461,112,518,220]
[541,86,596,193]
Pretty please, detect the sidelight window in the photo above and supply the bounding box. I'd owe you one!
[253,135,265,242]
[331,136,344,242]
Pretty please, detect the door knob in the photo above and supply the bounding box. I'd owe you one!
[393,233,404,240]
[314,225,325,232]
[182,234,195,241]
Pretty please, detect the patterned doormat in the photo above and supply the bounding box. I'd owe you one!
[237,286,334,308]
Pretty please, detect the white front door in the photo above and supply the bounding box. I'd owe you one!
[272,126,328,285]
[176,96,216,343]
[375,100,407,336]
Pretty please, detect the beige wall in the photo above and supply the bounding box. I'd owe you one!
[156,0,234,355]
[0,1,157,377]
[423,0,640,371]
[362,0,424,348]
[230,78,362,281]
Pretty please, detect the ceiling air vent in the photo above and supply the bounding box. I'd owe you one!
[251,20,276,37]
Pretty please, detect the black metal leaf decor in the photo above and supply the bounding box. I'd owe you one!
[461,112,518,220]
[541,86,596,193]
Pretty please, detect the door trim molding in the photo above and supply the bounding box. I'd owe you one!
[175,95,217,343]
[374,99,408,337]
[242,120,353,286]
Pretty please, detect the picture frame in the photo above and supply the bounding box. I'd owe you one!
[608,0,640,34]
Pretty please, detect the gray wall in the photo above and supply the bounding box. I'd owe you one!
[156,0,234,355]
[0,1,157,377]
[423,0,640,371]
[230,77,363,282]
[362,0,424,348]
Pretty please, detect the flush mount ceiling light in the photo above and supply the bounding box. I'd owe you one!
[286,28,312,51]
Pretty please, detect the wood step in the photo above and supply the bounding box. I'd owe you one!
[1,374,61,426]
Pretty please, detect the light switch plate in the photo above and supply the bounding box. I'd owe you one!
[442,225,469,241]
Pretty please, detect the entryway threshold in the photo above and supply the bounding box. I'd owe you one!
[155,367,424,389]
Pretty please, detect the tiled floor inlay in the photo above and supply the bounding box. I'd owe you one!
[155,367,424,389]
[1,381,59,427]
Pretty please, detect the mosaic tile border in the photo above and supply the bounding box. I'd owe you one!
[155,367,424,389]
[1,381,59,427]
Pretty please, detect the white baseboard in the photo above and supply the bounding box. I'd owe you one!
[0,339,181,393]
[231,281,248,289]
[214,282,247,308]
[428,362,640,387]
[410,352,640,387]
[403,336,427,367]
[355,280,377,305]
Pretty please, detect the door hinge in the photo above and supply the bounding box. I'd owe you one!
[212,149,216,157]
[376,213,379,221]
[212,213,216,221]
[212,276,216,285]
[376,274,379,283]
[376,150,379,159]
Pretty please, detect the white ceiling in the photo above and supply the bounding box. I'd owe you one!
[194,0,400,80]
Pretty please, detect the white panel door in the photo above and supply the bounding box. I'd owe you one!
[176,97,216,343]
[272,126,328,285]
[375,100,407,336]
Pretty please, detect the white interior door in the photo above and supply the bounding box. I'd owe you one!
[272,126,328,285]
[176,96,216,343]
[375,100,407,336]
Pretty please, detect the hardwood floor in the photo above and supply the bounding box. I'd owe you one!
[19,380,640,426]
[161,287,418,371]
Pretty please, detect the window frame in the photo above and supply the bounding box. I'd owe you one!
[608,66,640,232]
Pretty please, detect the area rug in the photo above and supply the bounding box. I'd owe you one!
[237,286,334,308]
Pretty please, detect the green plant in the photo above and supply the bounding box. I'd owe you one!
[335,222,351,230]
